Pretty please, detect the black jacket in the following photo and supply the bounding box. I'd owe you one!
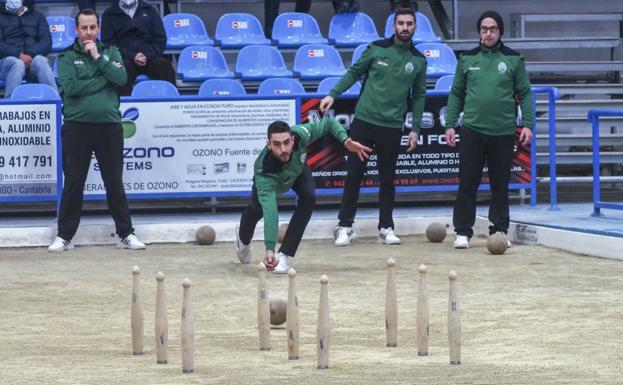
[101,0,166,62]
[0,7,52,58]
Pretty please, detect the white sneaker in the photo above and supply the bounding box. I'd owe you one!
[453,235,469,249]
[273,252,291,274]
[234,224,251,264]
[118,234,146,250]
[334,226,357,246]
[48,236,74,252]
[378,228,401,245]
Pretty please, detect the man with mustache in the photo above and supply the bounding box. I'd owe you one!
[235,118,371,273]
[444,10,534,249]
[319,7,427,247]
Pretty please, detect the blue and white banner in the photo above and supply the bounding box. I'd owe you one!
[0,103,59,201]
[84,99,297,197]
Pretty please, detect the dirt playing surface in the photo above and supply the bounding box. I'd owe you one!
[1,236,622,384]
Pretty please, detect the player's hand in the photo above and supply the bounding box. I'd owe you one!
[263,250,278,271]
[519,127,532,146]
[406,131,418,152]
[344,138,372,161]
[445,128,457,147]
[319,96,334,113]
[84,40,100,60]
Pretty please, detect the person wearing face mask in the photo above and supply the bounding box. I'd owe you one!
[234,118,371,273]
[318,8,426,247]
[0,0,58,98]
[49,8,146,252]
[100,0,175,96]
[443,10,534,249]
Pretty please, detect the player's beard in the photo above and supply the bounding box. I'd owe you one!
[397,30,413,42]
[279,152,291,162]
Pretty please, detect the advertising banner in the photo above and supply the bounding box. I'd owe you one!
[0,102,59,201]
[301,96,531,191]
[83,98,297,197]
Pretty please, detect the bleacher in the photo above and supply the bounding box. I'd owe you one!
[3,0,622,210]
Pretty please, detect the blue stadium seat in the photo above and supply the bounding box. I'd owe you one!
[317,76,361,96]
[47,16,77,52]
[235,45,292,80]
[162,13,213,49]
[415,42,457,78]
[258,78,306,95]
[198,79,246,98]
[351,43,369,65]
[0,79,4,89]
[384,12,442,43]
[214,13,271,48]
[10,84,60,100]
[177,46,234,82]
[293,44,346,80]
[271,12,328,48]
[131,80,179,98]
[328,12,380,47]
[434,74,454,91]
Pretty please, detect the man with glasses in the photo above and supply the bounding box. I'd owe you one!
[444,10,534,249]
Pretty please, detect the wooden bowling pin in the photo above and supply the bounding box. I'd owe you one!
[448,270,461,365]
[155,271,168,364]
[131,265,144,355]
[385,258,397,347]
[317,274,330,369]
[257,262,271,351]
[417,264,429,356]
[181,278,194,373]
[287,268,299,360]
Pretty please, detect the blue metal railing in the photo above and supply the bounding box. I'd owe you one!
[587,109,623,217]
[531,86,560,209]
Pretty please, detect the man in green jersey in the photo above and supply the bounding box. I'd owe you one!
[319,7,427,247]
[49,9,145,252]
[235,118,371,273]
[444,10,534,249]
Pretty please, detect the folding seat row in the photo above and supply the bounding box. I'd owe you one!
[47,11,443,52]
[162,11,442,50]
[128,78,362,98]
[6,76,451,100]
[176,44,348,82]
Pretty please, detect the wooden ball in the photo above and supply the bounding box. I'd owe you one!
[425,222,447,242]
[196,225,216,245]
[278,223,288,243]
[487,232,508,255]
[269,298,287,325]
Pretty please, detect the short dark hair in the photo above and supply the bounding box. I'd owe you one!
[394,7,416,24]
[75,8,99,27]
[267,121,291,139]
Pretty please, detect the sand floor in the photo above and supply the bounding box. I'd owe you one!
[1,235,622,384]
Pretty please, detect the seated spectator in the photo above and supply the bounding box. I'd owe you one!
[264,0,311,39]
[0,0,58,98]
[101,0,176,96]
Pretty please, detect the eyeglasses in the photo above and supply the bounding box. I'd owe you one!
[480,26,499,33]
